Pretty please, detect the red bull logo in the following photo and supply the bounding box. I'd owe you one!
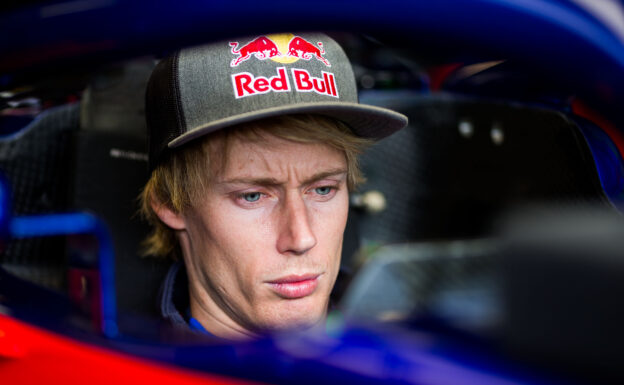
[286,36,331,67]
[232,67,338,99]
[229,36,281,67]
[229,34,331,67]
[230,33,337,99]
[232,67,290,98]
[291,69,338,96]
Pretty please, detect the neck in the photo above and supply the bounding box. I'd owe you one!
[176,230,257,340]
[187,280,259,341]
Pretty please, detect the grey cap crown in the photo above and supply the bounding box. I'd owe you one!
[146,33,408,169]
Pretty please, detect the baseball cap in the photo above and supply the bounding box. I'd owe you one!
[145,32,408,169]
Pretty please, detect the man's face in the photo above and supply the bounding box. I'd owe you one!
[178,133,349,338]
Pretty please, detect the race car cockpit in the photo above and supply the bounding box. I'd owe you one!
[1,1,624,384]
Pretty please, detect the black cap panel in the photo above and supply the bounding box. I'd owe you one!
[145,52,186,170]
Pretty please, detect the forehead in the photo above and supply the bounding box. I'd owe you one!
[208,132,346,180]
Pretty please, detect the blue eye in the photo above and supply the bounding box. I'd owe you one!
[243,192,262,202]
[315,186,332,195]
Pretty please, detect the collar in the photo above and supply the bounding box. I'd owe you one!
[159,261,190,329]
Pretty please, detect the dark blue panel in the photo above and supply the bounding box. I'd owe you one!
[10,212,118,337]
[574,116,624,206]
[0,0,623,129]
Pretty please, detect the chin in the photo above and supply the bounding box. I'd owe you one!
[259,299,327,332]
[267,316,324,333]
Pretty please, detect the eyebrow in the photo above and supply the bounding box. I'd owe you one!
[217,168,348,187]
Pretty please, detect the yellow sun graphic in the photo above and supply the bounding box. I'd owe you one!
[267,33,299,64]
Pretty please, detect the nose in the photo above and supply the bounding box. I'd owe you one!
[276,192,317,255]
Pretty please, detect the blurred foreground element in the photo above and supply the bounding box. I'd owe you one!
[500,206,624,385]
[341,239,501,332]
[342,205,624,384]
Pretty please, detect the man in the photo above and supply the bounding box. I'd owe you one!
[140,33,407,340]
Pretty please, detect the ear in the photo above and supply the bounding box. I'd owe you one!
[150,194,187,231]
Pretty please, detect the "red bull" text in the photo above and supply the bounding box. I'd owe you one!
[232,67,338,99]
[291,69,338,97]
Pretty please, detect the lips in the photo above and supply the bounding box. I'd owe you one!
[267,274,320,299]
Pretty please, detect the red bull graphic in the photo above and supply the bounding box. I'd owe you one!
[291,69,338,97]
[232,67,338,99]
[286,36,331,67]
[229,36,281,67]
[229,34,337,99]
[232,67,290,98]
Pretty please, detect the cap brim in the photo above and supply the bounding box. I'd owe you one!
[167,102,408,149]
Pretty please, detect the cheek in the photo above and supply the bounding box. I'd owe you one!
[318,190,349,227]
[214,204,275,253]
[310,190,349,252]
[198,204,274,281]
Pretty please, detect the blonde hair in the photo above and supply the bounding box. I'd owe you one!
[140,114,372,258]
